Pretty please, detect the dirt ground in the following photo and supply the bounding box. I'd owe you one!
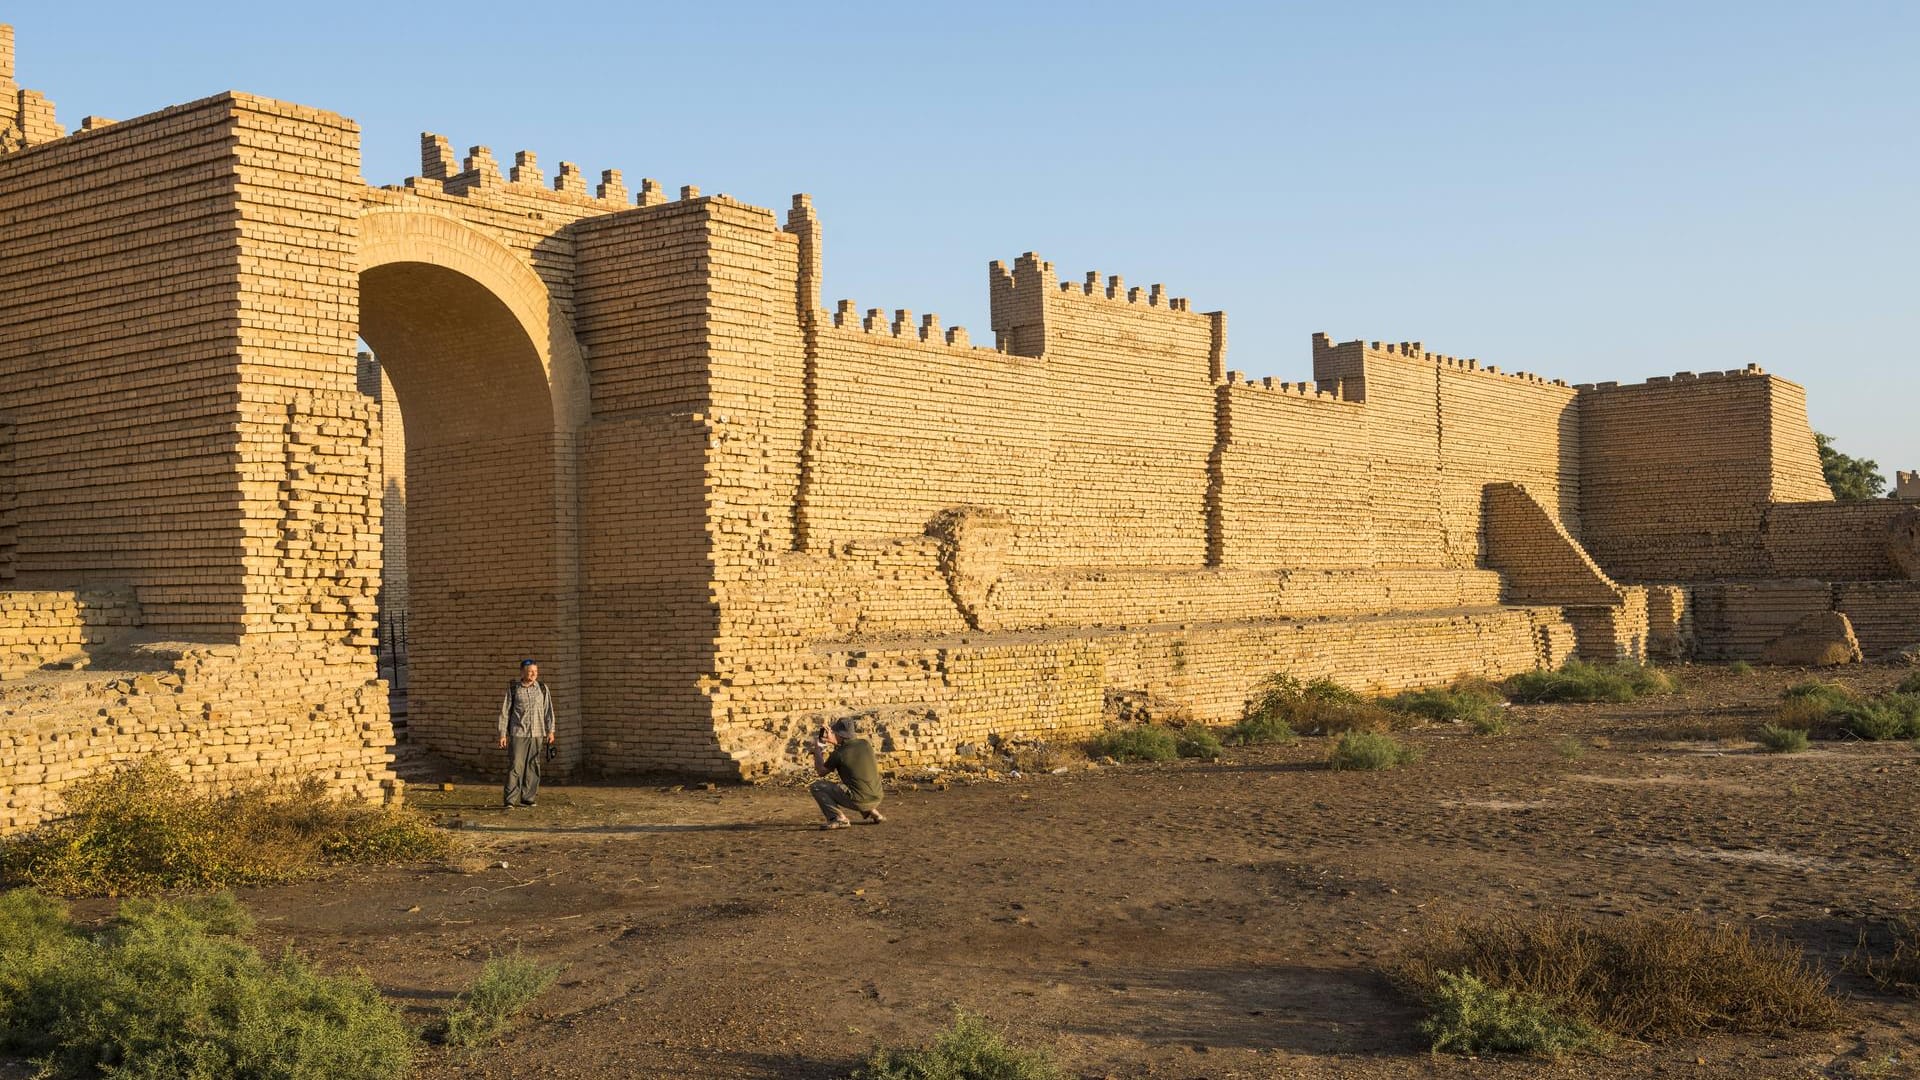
[139,667,1920,1077]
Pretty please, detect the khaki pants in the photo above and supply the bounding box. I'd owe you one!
[810,779,873,821]
[505,736,544,806]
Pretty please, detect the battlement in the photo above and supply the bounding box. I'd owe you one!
[1219,371,1352,403]
[1574,365,1767,393]
[0,24,66,154]
[1310,332,1570,389]
[413,131,681,210]
[1056,269,1195,313]
[1897,471,1919,501]
[827,299,995,353]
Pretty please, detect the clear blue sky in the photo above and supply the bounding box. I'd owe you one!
[10,2,1916,474]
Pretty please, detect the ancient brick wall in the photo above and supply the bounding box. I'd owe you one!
[0,588,139,678]
[1578,368,1829,581]
[0,641,398,834]
[0,95,259,636]
[1764,500,1907,580]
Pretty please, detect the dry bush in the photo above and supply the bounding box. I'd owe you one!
[1848,914,1920,998]
[0,758,451,896]
[1504,661,1679,705]
[1328,730,1421,771]
[1755,723,1811,753]
[1242,674,1411,735]
[1390,909,1843,1043]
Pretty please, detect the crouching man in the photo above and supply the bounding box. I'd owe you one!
[808,718,886,831]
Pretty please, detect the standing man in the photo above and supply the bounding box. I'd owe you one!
[807,717,886,830]
[497,658,556,809]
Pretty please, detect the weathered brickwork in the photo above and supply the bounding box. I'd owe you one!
[1,23,1915,827]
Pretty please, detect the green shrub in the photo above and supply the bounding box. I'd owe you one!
[1551,736,1587,763]
[1899,672,1920,696]
[1088,725,1179,763]
[1755,724,1810,754]
[1419,970,1606,1057]
[441,951,560,1050]
[1242,673,1406,735]
[1391,909,1842,1043]
[1837,697,1920,741]
[0,759,452,897]
[1224,712,1295,746]
[1383,682,1504,726]
[1503,661,1678,704]
[1173,725,1223,761]
[854,1012,1063,1080]
[0,890,413,1080]
[1470,712,1511,736]
[1728,660,1755,676]
[1328,730,1421,771]
[1781,680,1857,711]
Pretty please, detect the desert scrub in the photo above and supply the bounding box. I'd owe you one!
[1755,723,1810,753]
[441,951,561,1049]
[1243,673,1405,735]
[1780,679,1857,710]
[1419,970,1607,1057]
[1503,661,1678,704]
[1224,712,1295,746]
[1391,909,1842,1043]
[1551,736,1587,762]
[0,890,413,1080]
[1088,725,1179,763]
[1173,724,1224,761]
[1847,913,1920,998]
[1836,694,1920,741]
[1383,679,1505,727]
[1728,660,1755,676]
[854,1012,1063,1080]
[0,758,451,896]
[1900,671,1920,695]
[1327,730,1421,771]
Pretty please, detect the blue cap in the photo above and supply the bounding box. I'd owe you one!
[520,658,537,667]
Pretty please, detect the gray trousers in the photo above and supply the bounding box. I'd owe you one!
[505,736,544,806]
[810,779,868,821]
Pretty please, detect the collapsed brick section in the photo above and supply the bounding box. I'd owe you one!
[2,23,1916,826]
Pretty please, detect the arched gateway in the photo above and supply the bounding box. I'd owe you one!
[4,45,1916,832]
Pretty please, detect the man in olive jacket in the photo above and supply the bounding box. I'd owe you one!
[497,658,556,809]
[808,717,886,830]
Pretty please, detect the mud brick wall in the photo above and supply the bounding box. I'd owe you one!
[1690,579,1835,660]
[1308,336,1580,570]
[1482,482,1620,605]
[0,418,13,584]
[1764,501,1905,580]
[1578,369,1830,582]
[0,642,398,834]
[0,588,140,678]
[572,198,748,775]
[1835,582,1920,657]
[356,358,408,616]
[1211,381,1370,567]
[0,94,263,636]
[1021,265,1218,567]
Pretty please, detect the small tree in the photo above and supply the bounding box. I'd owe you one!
[1816,433,1886,501]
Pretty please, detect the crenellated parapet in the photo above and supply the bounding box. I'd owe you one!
[0,24,66,155]
[1574,364,1767,392]
[410,130,682,212]
[828,300,982,351]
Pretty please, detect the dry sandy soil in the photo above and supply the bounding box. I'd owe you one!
[123,667,1920,1077]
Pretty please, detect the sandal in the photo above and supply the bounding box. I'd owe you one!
[861,809,886,824]
[822,817,852,830]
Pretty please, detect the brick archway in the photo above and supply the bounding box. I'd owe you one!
[354,208,583,769]
[356,208,588,434]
